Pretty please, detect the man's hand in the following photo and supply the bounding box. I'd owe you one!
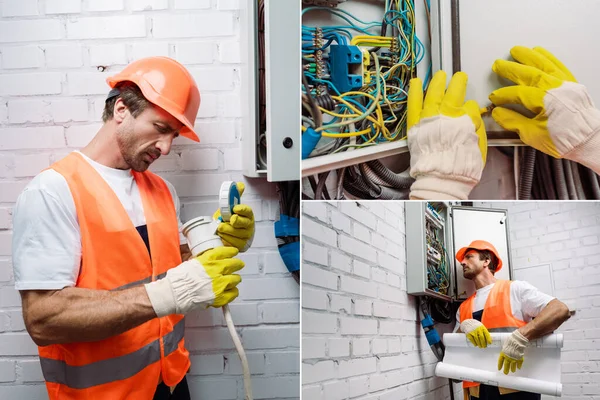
[498,329,529,375]
[460,319,492,348]
[145,247,244,317]
[490,46,600,174]
[213,182,255,252]
[407,71,487,200]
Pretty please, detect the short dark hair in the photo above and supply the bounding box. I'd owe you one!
[475,249,499,274]
[102,82,151,122]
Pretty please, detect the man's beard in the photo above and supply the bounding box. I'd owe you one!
[116,123,151,172]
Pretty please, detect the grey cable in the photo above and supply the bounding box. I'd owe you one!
[563,159,578,200]
[587,167,600,199]
[364,160,414,188]
[540,153,557,200]
[571,161,587,200]
[518,147,536,200]
[551,157,569,200]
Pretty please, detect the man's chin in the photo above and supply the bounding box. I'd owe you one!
[130,160,150,172]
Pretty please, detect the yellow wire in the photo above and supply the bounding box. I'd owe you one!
[350,35,393,46]
[319,107,360,118]
[321,127,373,138]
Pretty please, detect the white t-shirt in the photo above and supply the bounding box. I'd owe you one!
[453,280,555,332]
[12,151,186,291]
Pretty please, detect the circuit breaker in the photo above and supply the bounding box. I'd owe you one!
[406,203,512,301]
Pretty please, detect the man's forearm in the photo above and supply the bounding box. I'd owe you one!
[519,299,570,341]
[22,285,157,346]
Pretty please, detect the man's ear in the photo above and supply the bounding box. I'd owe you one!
[113,98,128,123]
[482,257,491,269]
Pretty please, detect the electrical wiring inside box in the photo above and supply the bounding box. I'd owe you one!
[301,0,431,200]
[425,202,450,296]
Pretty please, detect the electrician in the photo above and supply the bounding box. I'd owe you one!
[452,240,570,400]
[11,57,255,400]
[406,45,600,200]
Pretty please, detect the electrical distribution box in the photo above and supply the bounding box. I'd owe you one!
[240,0,300,182]
[406,203,512,301]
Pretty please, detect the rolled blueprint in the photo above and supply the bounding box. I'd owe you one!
[436,333,563,397]
[435,363,562,396]
[443,333,564,349]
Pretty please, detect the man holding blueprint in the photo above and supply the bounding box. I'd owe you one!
[453,240,570,400]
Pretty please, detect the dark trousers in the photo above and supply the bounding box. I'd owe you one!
[470,384,541,400]
[153,376,191,400]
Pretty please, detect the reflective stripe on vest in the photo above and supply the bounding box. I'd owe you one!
[458,280,527,390]
[39,152,190,400]
[40,318,185,389]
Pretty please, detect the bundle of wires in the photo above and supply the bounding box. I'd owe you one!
[302,0,432,200]
[425,220,450,295]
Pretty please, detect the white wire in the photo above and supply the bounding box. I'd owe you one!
[223,305,253,400]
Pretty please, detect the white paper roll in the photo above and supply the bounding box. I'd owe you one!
[435,362,562,396]
[443,333,563,349]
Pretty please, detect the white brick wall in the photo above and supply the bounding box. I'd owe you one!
[302,201,455,400]
[473,202,600,400]
[0,1,298,399]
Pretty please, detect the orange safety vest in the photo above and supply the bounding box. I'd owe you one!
[458,280,526,390]
[38,152,190,399]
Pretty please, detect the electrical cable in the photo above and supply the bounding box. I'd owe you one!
[518,147,535,200]
[571,161,587,200]
[540,153,557,200]
[563,159,578,200]
[588,167,600,200]
[551,156,569,200]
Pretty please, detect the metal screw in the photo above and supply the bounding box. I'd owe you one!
[283,137,293,148]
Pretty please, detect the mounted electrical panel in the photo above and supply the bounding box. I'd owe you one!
[240,0,300,182]
[406,203,513,301]
[406,202,453,302]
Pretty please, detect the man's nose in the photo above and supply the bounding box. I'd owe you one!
[156,138,172,155]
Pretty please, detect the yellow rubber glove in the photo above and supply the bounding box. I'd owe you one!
[144,247,244,316]
[490,46,600,174]
[498,330,529,375]
[459,319,492,348]
[408,71,487,200]
[198,247,244,308]
[213,182,255,252]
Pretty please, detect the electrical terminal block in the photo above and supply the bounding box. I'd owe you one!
[329,45,363,93]
[427,247,442,263]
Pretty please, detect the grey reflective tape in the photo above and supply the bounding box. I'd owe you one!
[112,272,168,291]
[40,318,185,389]
[164,318,186,356]
[41,339,161,389]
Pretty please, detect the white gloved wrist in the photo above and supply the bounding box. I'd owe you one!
[502,330,529,358]
[145,259,215,317]
[410,175,476,200]
[145,277,177,318]
[564,122,600,174]
[460,318,484,333]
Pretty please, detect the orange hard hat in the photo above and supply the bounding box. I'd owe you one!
[106,56,201,142]
[456,240,503,272]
